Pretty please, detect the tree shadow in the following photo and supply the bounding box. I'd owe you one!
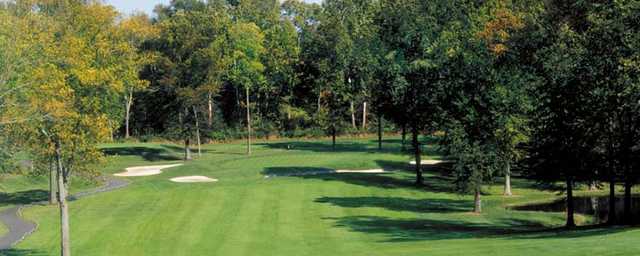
[324,215,549,242]
[0,190,48,207]
[158,144,215,154]
[257,141,401,154]
[369,136,440,146]
[262,163,457,193]
[0,249,47,256]
[262,166,336,176]
[101,147,181,161]
[315,196,469,213]
[508,224,631,239]
[505,175,565,191]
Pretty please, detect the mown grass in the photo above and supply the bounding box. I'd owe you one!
[2,137,640,255]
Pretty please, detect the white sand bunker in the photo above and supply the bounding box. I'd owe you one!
[409,160,449,165]
[265,168,387,178]
[170,176,218,183]
[335,169,386,173]
[114,164,183,177]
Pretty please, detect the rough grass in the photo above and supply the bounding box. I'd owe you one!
[2,137,640,255]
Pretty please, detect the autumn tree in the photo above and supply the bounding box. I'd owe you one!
[2,2,136,255]
[476,3,532,197]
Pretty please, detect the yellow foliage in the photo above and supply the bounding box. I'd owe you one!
[477,8,525,56]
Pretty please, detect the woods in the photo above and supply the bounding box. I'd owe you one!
[1,0,640,255]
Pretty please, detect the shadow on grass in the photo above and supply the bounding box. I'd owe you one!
[0,249,47,256]
[325,215,548,242]
[257,140,443,156]
[159,144,216,154]
[369,135,440,146]
[503,175,565,192]
[509,224,631,239]
[101,147,181,161]
[0,190,48,207]
[315,196,469,213]
[258,141,399,154]
[263,161,457,193]
[327,214,624,242]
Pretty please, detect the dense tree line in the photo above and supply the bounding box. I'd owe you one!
[1,0,640,254]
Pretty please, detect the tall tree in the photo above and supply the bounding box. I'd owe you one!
[15,2,134,254]
[581,0,640,224]
[529,21,598,228]
[228,22,266,155]
[118,13,158,139]
[377,0,468,185]
[149,3,231,158]
[476,3,532,197]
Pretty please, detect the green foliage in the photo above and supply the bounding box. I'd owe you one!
[228,22,266,91]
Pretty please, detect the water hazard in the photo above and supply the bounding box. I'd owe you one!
[511,196,640,224]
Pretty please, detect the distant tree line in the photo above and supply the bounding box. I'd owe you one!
[1,1,640,254]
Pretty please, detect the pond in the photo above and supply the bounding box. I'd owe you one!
[511,195,640,224]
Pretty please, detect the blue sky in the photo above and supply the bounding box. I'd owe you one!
[106,0,323,16]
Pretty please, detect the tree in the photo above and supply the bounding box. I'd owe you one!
[320,0,379,133]
[16,2,133,254]
[201,20,232,129]
[579,1,640,224]
[440,21,501,213]
[148,3,231,159]
[118,13,158,139]
[529,22,598,228]
[476,4,532,197]
[228,22,266,155]
[377,0,467,185]
[263,19,301,134]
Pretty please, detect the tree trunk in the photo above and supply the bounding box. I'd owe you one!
[332,125,336,150]
[377,113,382,150]
[504,163,512,196]
[207,91,213,128]
[55,141,71,256]
[109,120,114,142]
[246,86,252,155]
[193,106,201,157]
[49,158,57,205]
[474,187,482,213]
[608,177,617,225]
[125,89,133,139]
[361,102,367,130]
[350,101,356,129]
[412,126,423,185]
[317,92,322,114]
[184,138,192,161]
[588,182,598,191]
[566,178,576,228]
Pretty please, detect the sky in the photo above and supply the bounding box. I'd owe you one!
[105,0,323,16]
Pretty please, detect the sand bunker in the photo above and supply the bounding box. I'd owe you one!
[170,176,218,183]
[334,169,386,173]
[409,160,448,165]
[114,164,183,177]
[265,168,387,178]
